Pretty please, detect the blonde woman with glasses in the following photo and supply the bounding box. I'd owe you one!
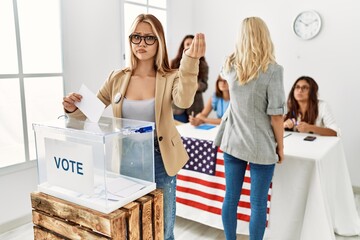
[214,17,285,240]
[63,14,206,240]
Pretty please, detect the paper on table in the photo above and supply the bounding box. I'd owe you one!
[74,84,105,122]
[107,176,145,198]
[196,124,216,130]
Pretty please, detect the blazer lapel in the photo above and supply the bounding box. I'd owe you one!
[155,73,166,126]
[115,70,132,118]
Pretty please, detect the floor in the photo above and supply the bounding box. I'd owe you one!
[1,194,359,240]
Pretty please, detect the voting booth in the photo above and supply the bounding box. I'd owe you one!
[32,116,156,214]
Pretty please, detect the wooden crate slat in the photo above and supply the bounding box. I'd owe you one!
[33,225,65,240]
[31,192,125,236]
[136,195,153,240]
[31,190,163,240]
[33,210,110,240]
[148,189,164,240]
[109,211,127,240]
[122,202,140,240]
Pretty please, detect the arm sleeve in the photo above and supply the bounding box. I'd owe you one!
[172,54,199,108]
[266,66,287,115]
[318,100,340,135]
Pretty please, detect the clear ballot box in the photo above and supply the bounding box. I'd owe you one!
[32,116,156,214]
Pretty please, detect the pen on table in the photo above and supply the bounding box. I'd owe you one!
[292,111,298,126]
[283,133,292,138]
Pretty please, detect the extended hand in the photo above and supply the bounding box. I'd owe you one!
[184,33,206,59]
[62,92,82,113]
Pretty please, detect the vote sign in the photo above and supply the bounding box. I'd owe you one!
[45,138,94,195]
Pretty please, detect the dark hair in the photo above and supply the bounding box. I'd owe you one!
[170,35,208,80]
[171,35,194,69]
[285,76,319,124]
[215,75,227,98]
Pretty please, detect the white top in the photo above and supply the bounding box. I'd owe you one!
[316,100,340,135]
[122,98,155,123]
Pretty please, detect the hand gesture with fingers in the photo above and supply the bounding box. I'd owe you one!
[184,33,206,59]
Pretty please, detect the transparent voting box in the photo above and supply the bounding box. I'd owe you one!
[33,116,156,214]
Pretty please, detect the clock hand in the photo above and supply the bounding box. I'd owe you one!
[308,19,319,25]
[299,19,309,26]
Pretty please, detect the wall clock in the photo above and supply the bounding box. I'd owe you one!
[293,10,322,40]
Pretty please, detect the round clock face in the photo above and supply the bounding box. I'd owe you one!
[293,11,322,40]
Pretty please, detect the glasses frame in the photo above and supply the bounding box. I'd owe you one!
[129,34,158,46]
[295,85,310,91]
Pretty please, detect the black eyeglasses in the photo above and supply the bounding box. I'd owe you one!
[295,85,310,91]
[129,34,157,45]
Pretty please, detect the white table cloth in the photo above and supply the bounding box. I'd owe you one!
[269,132,360,239]
[176,123,360,239]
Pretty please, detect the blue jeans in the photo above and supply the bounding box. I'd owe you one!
[154,147,176,240]
[222,152,275,240]
[120,137,154,182]
[120,138,176,239]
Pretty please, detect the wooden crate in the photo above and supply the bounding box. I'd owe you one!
[31,189,163,240]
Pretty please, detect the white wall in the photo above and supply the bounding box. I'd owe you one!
[168,0,360,187]
[166,0,194,59]
[61,0,124,98]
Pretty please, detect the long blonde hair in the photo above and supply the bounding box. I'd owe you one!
[128,14,171,74]
[224,17,275,85]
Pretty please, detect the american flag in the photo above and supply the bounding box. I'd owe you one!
[176,137,272,234]
[181,136,218,176]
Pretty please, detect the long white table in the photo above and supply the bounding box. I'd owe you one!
[176,123,360,239]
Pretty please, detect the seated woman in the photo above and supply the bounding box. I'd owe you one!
[283,76,339,136]
[189,75,230,126]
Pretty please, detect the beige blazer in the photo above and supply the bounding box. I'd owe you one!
[68,54,199,176]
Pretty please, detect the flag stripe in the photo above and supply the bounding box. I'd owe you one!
[176,196,252,222]
[176,185,224,202]
[177,190,266,216]
[177,174,225,190]
[176,143,272,226]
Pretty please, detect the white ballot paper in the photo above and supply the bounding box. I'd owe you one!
[75,84,105,122]
[107,177,145,198]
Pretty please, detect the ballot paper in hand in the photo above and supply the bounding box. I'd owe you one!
[74,84,105,122]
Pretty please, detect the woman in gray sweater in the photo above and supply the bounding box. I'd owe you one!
[215,17,285,240]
